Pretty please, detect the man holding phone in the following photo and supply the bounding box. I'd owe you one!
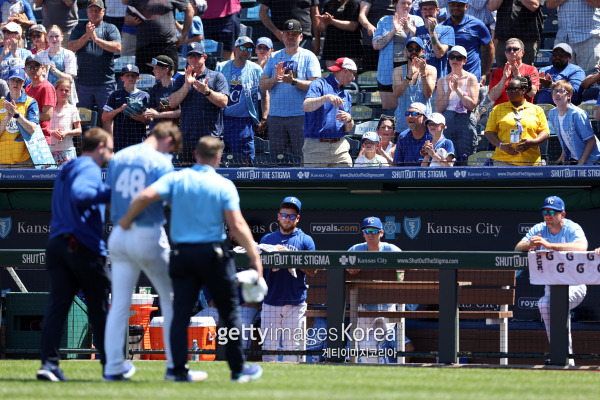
[169,42,229,165]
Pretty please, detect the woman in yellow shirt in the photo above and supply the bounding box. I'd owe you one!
[484,75,550,166]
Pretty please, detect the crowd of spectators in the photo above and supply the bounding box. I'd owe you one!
[1,0,600,168]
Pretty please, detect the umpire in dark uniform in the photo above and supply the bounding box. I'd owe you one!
[118,136,264,383]
[37,128,114,381]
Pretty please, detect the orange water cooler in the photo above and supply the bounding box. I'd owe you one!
[149,316,216,361]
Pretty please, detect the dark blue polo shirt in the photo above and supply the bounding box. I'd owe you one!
[303,74,352,140]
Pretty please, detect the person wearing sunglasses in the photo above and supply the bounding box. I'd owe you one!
[535,43,585,106]
[28,24,48,55]
[489,38,539,107]
[435,45,478,165]
[515,196,587,366]
[548,80,600,165]
[177,0,205,58]
[303,57,356,167]
[169,42,229,166]
[215,36,264,166]
[259,196,316,362]
[391,36,436,134]
[347,217,415,363]
[0,22,32,82]
[24,54,55,144]
[485,75,549,165]
[392,101,432,166]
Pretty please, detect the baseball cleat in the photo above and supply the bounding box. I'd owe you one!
[37,362,68,382]
[103,361,136,381]
[164,367,208,382]
[231,364,263,383]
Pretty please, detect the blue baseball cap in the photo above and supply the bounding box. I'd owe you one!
[235,36,254,47]
[281,196,301,213]
[406,36,424,49]
[121,64,139,75]
[7,67,25,81]
[540,196,565,212]
[188,42,206,55]
[257,37,273,49]
[448,0,468,3]
[362,217,383,230]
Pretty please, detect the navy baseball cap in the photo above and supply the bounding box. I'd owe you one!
[362,217,383,230]
[121,64,140,75]
[448,0,468,3]
[7,68,25,81]
[188,42,206,55]
[25,55,41,66]
[281,196,301,213]
[540,196,565,212]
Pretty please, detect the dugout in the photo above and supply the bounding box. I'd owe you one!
[2,166,600,363]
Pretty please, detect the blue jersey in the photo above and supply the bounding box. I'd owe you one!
[263,47,321,117]
[224,64,251,118]
[152,163,240,243]
[260,228,316,306]
[413,24,455,79]
[522,218,587,247]
[393,129,433,166]
[49,156,111,255]
[348,242,401,252]
[106,142,174,225]
[104,88,150,150]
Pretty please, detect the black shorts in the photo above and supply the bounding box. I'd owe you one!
[202,11,241,52]
[378,82,393,93]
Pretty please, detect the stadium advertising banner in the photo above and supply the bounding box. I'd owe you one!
[3,209,600,320]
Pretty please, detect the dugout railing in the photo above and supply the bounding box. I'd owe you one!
[0,249,586,366]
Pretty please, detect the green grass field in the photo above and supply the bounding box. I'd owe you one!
[1,360,599,400]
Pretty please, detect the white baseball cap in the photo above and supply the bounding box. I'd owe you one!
[552,43,572,56]
[426,112,446,126]
[328,57,357,73]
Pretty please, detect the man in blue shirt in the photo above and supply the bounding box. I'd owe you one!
[259,196,316,362]
[347,217,415,363]
[102,64,150,152]
[103,122,182,381]
[536,43,585,106]
[393,102,433,166]
[515,196,588,366]
[68,0,121,119]
[169,42,229,166]
[302,57,356,167]
[414,0,454,79]
[37,128,114,382]
[441,0,493,84]
[118,136,263,383]
[260,19,321,157]
[216,36,265,165]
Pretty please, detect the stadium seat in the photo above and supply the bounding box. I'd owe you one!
[351,105,373,121]
[78,107,98,131]
[347,81,359,105]
[345,136,361,158]
[467,150,494,166]
[137,74,156,90]
[220,153,249,168]
[114,56,136,71]
[534,51,552,67]
[543,15,559,35]
[352,120,379,139]
[361,91,382,106]
[537,103,555,119]
[357,70,377,89]
[241,5,261,21]
[255,153,302,167]
[254,137,269,154]
[240,23,253,40]
[178,56,187,71]
[202,39,224,70]
[577,103,595,120]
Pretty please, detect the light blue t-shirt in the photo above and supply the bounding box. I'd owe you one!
[522,218,587,247]
[152,163,240,243]
[262,47,321,117]
[106,142,174,225]
[224,64,251,118]
[181,16,204,58]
